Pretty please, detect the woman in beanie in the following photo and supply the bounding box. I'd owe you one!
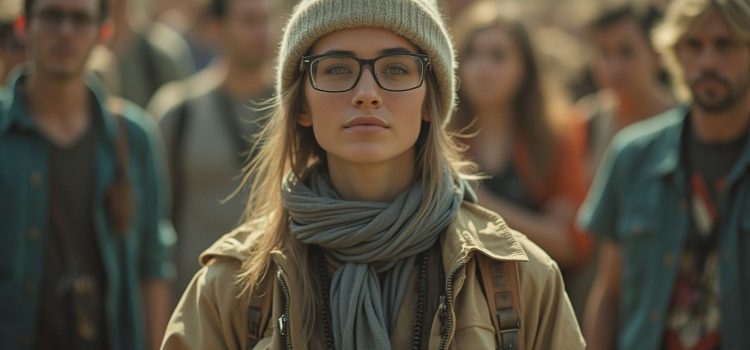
[162,0,584,349]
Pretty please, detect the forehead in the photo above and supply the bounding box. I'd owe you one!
[226,0,270,14]
[594,18,644,41]
[32,0,98,13]
[682,9,738,41]
[470,25,513,48]
[309,27,420,57]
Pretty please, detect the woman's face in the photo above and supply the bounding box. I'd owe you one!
[459,25,525,112]
[591,18,660,96]
[299,27,429,165]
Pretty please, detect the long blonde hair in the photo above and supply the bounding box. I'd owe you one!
[653,0,750,101]
[237,63,475,342]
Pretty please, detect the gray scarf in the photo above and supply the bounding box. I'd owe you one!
[282,166,473,349]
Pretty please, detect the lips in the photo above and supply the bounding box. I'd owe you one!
[343,116,389,129]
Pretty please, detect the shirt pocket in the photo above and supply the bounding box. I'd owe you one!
[615,207,662,294]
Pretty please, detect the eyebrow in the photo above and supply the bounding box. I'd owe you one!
[318,47,418,56]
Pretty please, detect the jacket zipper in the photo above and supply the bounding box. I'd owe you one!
[438,258,466,350]
[276,268,293,350]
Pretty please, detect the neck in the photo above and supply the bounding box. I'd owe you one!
[222,58,269,98]
[327,149,416,202]
[474,104,514,133]
[25,72,89,123]
[616,83,675,127]
[691,94,750,143]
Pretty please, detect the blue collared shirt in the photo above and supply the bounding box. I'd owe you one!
[0,68,176,350]
[578,106,750,350]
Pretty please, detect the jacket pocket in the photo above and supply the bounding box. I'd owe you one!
[615,209,661,294]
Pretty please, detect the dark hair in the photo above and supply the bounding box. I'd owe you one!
[454,12,556,180]
[209,0,228,18]
[590,5,662,46]
[24,0,109,22]
[590,4,671,85]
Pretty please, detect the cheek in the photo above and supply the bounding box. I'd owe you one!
[503,60,525,92]
[397,92,427,132]
[303,86,341,129]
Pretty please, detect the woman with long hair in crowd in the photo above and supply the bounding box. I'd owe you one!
[452,2,593,273]
[162,0,584,349]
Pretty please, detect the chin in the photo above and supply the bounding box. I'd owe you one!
[43,64,85,79]
[336,150,397,164]
[329,143,414,165]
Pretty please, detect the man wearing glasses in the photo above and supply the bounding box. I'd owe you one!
[0,0,174,349]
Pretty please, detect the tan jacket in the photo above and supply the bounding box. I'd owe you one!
[162,202,586,349]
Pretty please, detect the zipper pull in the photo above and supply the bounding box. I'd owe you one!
[278,314,289,336]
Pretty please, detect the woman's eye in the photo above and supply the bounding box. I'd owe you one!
[325,65,353,75]
[385,65,409,75]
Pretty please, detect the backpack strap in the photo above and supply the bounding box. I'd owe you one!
[105,98,133,237]
[169,101,190,231]
[478,256,523,350]
[247,279,274,349]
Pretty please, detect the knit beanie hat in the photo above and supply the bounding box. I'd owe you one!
[276,0,456,124]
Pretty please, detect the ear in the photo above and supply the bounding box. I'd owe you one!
[298,111,313,127]
[13,16,26,38]
[99,21,114,43]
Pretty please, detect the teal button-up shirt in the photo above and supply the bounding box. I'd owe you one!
[0,69,176,350]
[578,106,750,350]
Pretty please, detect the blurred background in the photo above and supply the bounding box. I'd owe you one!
[1,0,681,328]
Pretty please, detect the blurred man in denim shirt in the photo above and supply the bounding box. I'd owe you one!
[580,0,750,349]
[0,0,175,349]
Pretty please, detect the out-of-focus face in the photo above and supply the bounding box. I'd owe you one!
[459,25,525,112]
[591,17,660,96]
[676,9,750,113]
[26,0,101,80]
[220,0,273,69]
[299,27,429,165]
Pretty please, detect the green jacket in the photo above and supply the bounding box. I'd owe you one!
[0,68,176,350]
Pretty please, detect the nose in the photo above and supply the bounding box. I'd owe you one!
[696,46,721,70]
[57,16,77,36]
[352,67,383,108]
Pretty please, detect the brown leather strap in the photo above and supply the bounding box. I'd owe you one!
[105,102,133,237]
[247,280,274,348]
[112,115,129,180]
[478,256,522,350]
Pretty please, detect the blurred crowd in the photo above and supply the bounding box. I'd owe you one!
[1,0,749,349]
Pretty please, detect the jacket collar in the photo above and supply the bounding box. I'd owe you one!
[0,65,119,143]
[645,105,750,187]
[200,202,530,272]
[441,201,528,269]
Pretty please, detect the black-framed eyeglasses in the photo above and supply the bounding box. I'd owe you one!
[300,53,431,93]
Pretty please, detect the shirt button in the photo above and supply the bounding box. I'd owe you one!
[649,310,661,323]
[678,198,688,211]
[24,280,35,295]
[632,224,644,235]
[30,171,42,187]
[27,227,40,241]
[663,253,675,266]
